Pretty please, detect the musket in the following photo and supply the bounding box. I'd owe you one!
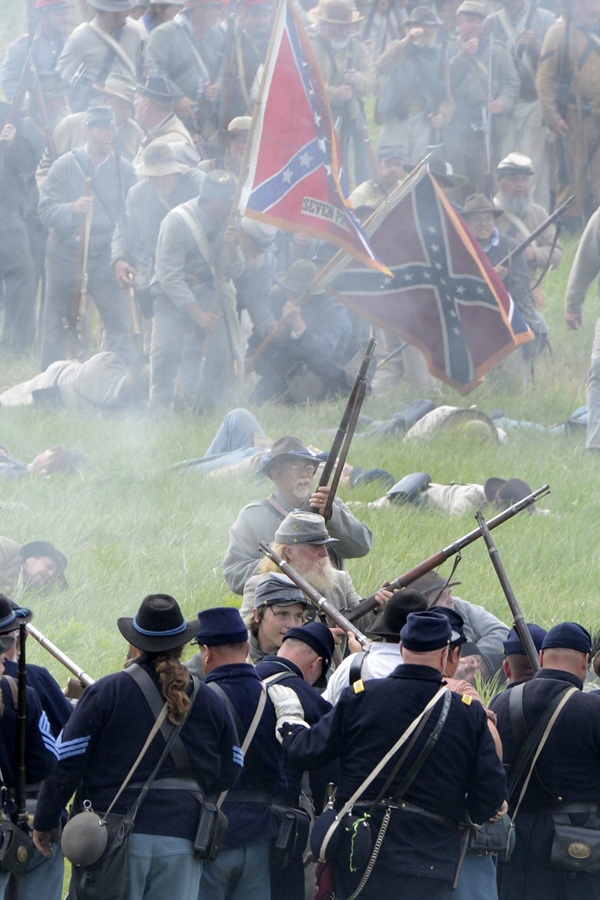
[309,338,376,520]
[496,195,574,269]
[258,541,372,649]
[70,176,93,357]
[244,284,314,374]
[26,623,95,688]
[483,38,494,200]
[0,25,41,164]
[27,59,58,163]
[14,624,28,833]
[556,9,572,188]
[215,0,239,169]
[475,511,540,672]
[343,485,551,623]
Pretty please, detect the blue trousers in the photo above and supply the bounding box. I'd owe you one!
[128,834,202,900]
[174,409,267,474]
[198,841,271,900]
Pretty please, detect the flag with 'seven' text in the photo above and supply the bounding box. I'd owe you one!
[239,0,389,276]
[319,167,534,394]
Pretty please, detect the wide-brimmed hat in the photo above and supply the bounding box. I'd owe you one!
[260,435,318,477]
[377,144,407,162]
[405,6,442,25]
[275,260,324,295]
[0,595,33,634]
[20,541,68,590]
[275,511,338,546]
[135,75,173,102]
[94,72,138,104]
[135,143,189,177]
[462,194,503,217]
[497,152,534,177]
[367,589,428,641]
[409,571,461,602]
[308,0,363,25]
[483,476,533,507]
[118,594,199,652]
[405,158,469,188]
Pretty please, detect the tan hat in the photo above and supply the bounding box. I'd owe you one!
[456,0,486,15]
[497,152,534,176]
[308,0,364,25]
[240,216,277,247]
[135,143,189,177]
[228,116,252,133]
[93,72,138,104]
[462,193,503,217]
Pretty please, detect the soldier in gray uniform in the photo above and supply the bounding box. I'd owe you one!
[150,168,244,410]
[445,0,519,196]
[0,0,69,103]
[483,0,556,209]
[56,0,144,112]
[38,105,135,369]
[145,0,226,145]
[112,142,205,295]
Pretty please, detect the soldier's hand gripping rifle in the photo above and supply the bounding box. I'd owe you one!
[475,511,540,672]
[258,542,372,649]
[343,485,551,623]
[309,338,376,522]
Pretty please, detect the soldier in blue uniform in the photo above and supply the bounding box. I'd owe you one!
[492,621,600,900]
[256,622,337,900]
[33,594,242,900]
[270,609,507,899]
[197,607,288,900]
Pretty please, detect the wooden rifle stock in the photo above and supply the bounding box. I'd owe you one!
[26,623,95,688]
[15,625,28,834]
[344,485,551,623]
[310,337,376,518]
[258,542,372,649]
[475,511,540,672]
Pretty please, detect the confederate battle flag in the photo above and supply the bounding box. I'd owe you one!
[320,166,535,394]
[239,0,389,275]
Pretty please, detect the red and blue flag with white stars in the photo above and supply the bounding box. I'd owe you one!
[239,0,389,275]
[318,166,534,394]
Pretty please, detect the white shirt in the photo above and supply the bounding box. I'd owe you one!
[323,643,403,705]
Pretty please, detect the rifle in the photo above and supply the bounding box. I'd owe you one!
[556,11,572,188]
[27,61,58,163]
[309,337,376,520]
[0,26,41,164]
[343,484,551,623]
[258,542,372,649]
[496,195,574,268]
[26,623,95,689]
[244,284,314,374]
[70,176,93,357]
[475,511,540,672]
[215,0,239,169]
[483,38,494,200]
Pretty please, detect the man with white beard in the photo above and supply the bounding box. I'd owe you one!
[494,152,563,308]
[240,512,387,642]
[223,437,373,594]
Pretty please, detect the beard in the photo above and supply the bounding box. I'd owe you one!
[498,188,533,219]
[291,478,313,504]
[294,554,337,597]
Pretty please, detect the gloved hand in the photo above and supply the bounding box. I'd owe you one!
[268,684,309,742]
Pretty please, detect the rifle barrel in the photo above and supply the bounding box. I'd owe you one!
[344,485,551,622]
[496,195,574,268]
[26,623,95,688]
[475,511,540,672]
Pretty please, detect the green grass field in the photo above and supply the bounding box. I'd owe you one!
[0,234,598,690]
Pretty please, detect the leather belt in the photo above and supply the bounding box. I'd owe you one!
[381,799,456,829]
[129,777,203,792]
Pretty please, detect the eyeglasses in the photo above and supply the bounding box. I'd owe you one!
[287,464,317,474]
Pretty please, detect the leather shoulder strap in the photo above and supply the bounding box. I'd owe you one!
[124,664,194,772]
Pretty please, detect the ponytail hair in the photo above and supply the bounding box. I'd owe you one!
[140,647,191,725]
